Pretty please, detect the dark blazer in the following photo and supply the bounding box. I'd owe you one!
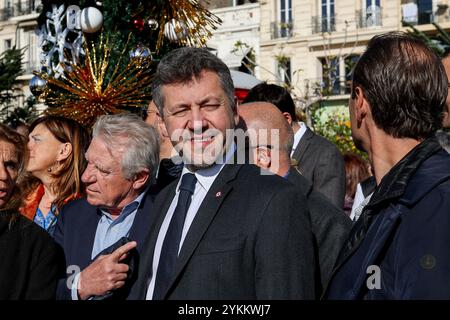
[287,167,352,297]
[292,127,346,209]
[54,190,156,300]
[130,164,316,300]
[0,213,59,300]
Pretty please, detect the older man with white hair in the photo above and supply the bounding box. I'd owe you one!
[54,113,160,300]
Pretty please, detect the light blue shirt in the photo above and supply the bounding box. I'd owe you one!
[91,190,147,259]
[71,189,147,300]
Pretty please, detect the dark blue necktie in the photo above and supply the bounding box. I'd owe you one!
[153,173,197,300]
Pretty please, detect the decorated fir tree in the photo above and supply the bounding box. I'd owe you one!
[31,0,220,127]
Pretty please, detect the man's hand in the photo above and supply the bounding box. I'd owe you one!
[77,241,137,300]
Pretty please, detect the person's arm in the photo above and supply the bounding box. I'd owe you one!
[53,207,72,300]
[393,187,450,299]
[254,184,316,299]
[77,241,137,300]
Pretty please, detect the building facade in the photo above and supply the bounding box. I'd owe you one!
[258,0,450,112]
[0,0,41,107]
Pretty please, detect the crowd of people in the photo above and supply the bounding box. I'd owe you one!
[1,31,450,300]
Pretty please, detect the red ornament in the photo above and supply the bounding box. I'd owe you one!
[133,19,145,31]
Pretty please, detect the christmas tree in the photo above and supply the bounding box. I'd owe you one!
[32,0,220,127]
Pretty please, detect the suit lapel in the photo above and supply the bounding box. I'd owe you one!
[79,206,102,265]
[128,191,155,252]
[292,127,314,165]
[161,164,242,299]
[132,182,177,298]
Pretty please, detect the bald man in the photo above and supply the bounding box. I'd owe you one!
[239,102,352,296]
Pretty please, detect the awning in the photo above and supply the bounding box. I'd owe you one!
[221,47,251,69]
[231,70,262,90]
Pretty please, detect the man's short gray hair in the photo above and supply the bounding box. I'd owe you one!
[152,47,235,116]
[92,113,160,183]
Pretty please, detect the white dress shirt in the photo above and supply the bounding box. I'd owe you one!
[146,144,236,299]
[290,121,307,158]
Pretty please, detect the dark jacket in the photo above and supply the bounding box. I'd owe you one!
[292,127,346,209]
[54,190,156,300]
[129,164,316,300]
[325,137,450,299]
[0,212,60,299]
[287,167,352,297]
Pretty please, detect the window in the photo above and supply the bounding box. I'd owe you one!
[277,57,291,87]
[362,0,381,27]
[278,0,293,37]
[321,0,335,32]
[4,39,12,50]
[417,0,432,24]
[321,55,360,96]
[206,0,258,10]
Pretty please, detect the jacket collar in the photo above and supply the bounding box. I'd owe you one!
[365,136,443,212]
[19,184,83,221]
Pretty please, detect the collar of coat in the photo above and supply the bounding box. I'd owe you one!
[19,184,81,221]
[365,136,444,212]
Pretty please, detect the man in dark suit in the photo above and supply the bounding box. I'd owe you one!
[243,83,346,209]
[238,101,352,297]
[131,47,315,300]
[54,113,160,300]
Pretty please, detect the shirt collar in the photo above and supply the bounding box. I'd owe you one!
[291,122,307,155]
[100,187,148,223]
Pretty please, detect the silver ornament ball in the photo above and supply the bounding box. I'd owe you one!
[29,75,47,97]
[129,44,152,60]
[147,19,159,30]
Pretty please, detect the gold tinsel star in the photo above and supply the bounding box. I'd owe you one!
[38,37,153,128]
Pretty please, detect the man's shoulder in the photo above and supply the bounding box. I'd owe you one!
[233,164,292,188]
[60,198,97,221]
[402,149,450,204]
[13,214,57,252]
[309,131,341,153]
[62,197,93,210]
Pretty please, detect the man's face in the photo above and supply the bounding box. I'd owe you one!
[145,101,160,129]
[81,136,136,211]
[0,140,19,208]
[442,56,450,128]
[161,70,238,170]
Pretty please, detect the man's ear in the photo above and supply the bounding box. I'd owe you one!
[158,117,169,139]
[256,147,271,169]
[132,169,150,190]
[233,97,240,126]
[282,112,293,126]
[354,87,368,126]
[56,142,72,161]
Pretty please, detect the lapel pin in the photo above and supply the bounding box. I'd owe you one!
[216,191,222,197]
